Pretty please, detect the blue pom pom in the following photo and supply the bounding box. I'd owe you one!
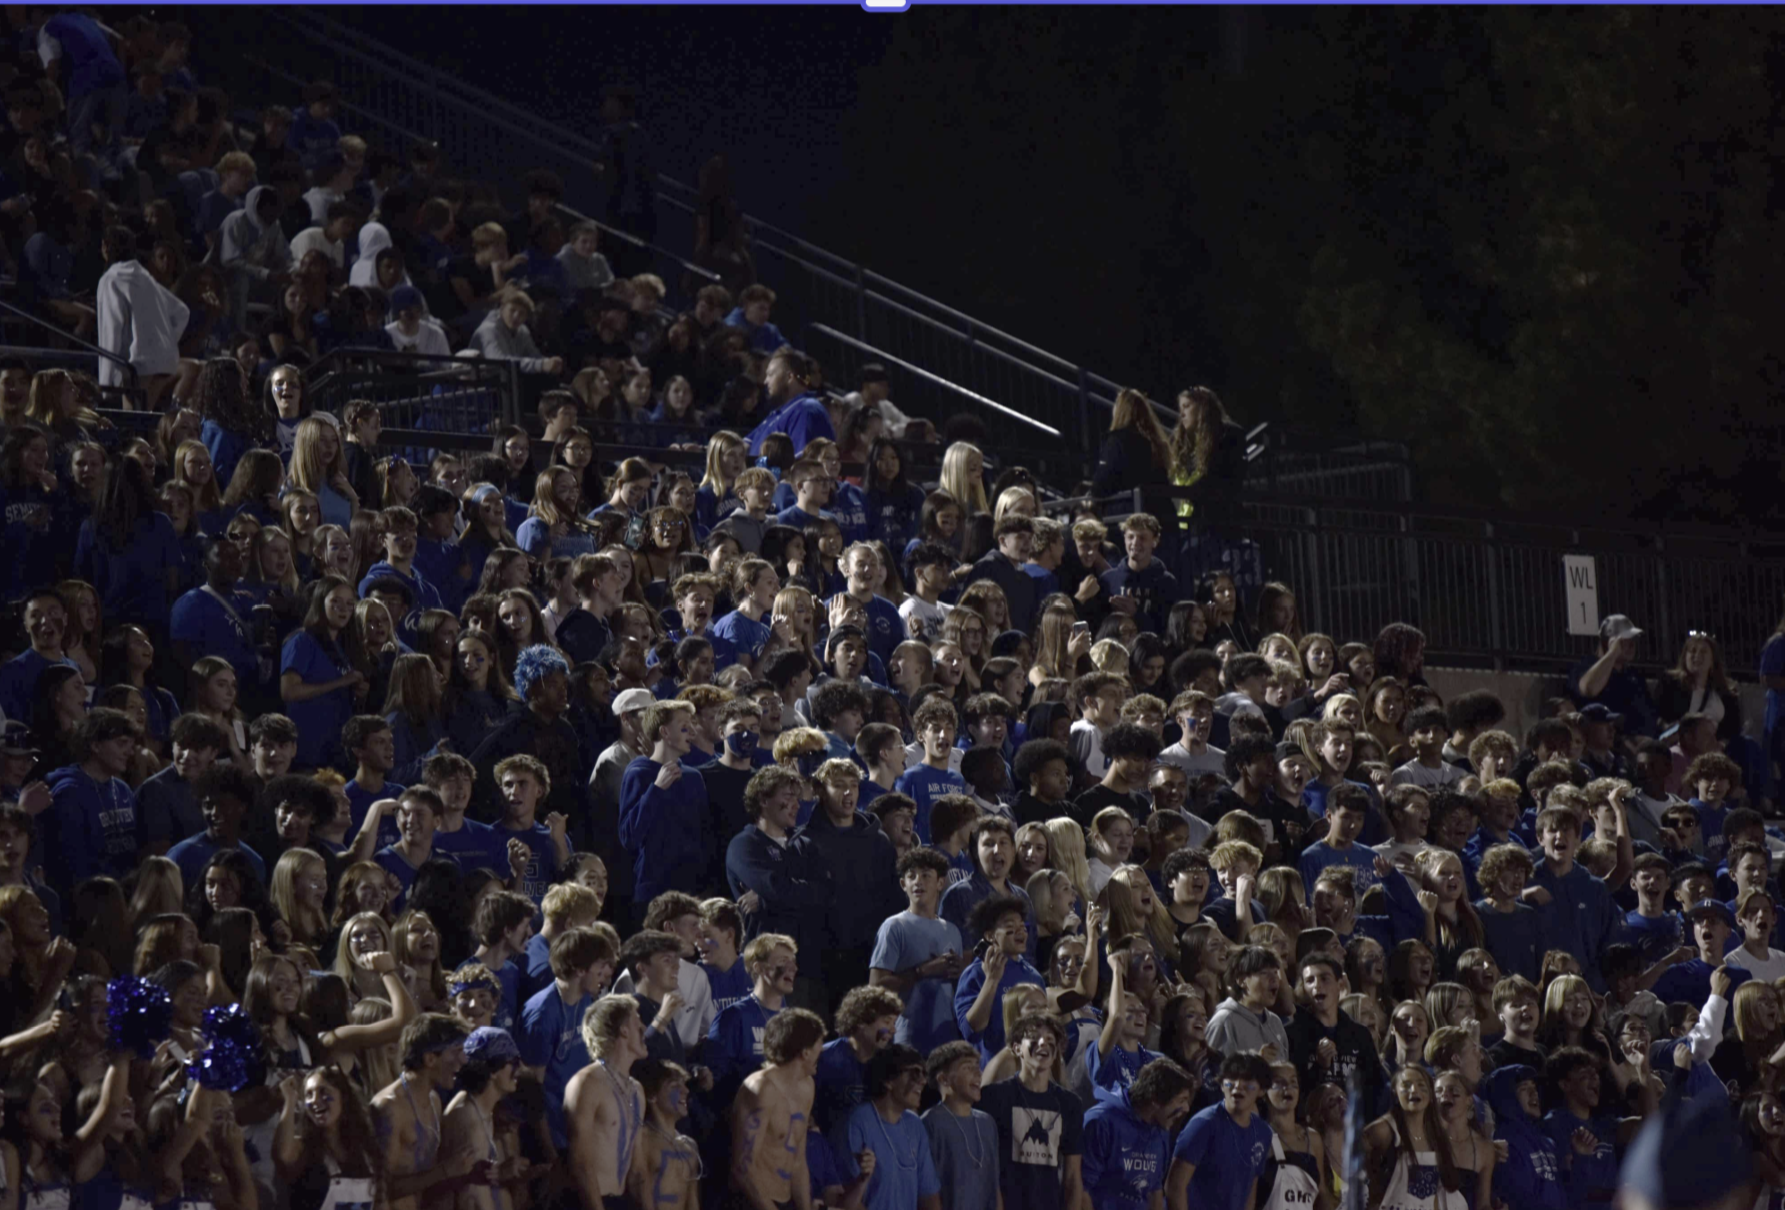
[107,976,173,1059]
[186,1003,266,1092]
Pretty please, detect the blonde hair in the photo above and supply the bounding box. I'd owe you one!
[992,486,1038,526]
[1109,865,1177,957]
[1088,638,1130,676]
[529,466,594,534]
[699,431,748,496]
[270,848,329,947]
[771,586,818,657]
[1045,817,1094,906]
[939,443,989,516]
[288,417,350,499]
[174,439,223,512]
[332,911,394,989]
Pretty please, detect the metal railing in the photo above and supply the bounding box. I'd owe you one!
[196,7,1136,472]
[1086,485,1785,677]
[303,349,522,454]
[0,301,144,406]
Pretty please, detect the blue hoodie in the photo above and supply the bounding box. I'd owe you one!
[43,765,139,901]
[1483,1065,1571,1210]
[1083,1087,1171,1210]
[617,756,710,901]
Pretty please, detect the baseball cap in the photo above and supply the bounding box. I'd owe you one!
[1578,703,1623,725]
[612,688,655,716]
[389,285,423,314]
[1620,1088,1753,1208]
[1600,614,1643,643]
[0,720,35,755]
[462,1026,521,1065]
[1685,898,1735,929]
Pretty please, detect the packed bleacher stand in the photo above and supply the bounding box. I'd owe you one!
[0,10,1779,1210]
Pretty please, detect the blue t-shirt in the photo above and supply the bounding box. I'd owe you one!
[746,392,834,455]
[954,953,1047,1062]
[280,629,355,770]
[518,982,593,1149]
[840,1103,941,1210]
[345,778,407,848]
[496,820,559,907]
[170,585,261,683]
[1297,840,1381,899]
[73,513,181,631]
[166,834,265,890]
[489,956,523,1031]
[707,994,781,1093]
[1620,909,1684,968]
[700,957,752,1015]
[1652,957,1751,1006]
[1172,1105,1274,1210]
[711,610,773,665]
[0,648,75,723]
[430,818,507,875]
[871,911,965,1053]
[1084,1041,1163,1106]
[893,764,969,844]
[815,1037,871,1136]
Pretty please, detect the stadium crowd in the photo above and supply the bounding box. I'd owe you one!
[0,10,1777,1210]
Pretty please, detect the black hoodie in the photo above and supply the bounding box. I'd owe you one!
[800,808,902,952]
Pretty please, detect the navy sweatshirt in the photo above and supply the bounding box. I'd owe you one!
[617,757,711,902]
[724,824,831,979]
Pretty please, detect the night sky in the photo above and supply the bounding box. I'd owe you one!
[317,7,1785,519]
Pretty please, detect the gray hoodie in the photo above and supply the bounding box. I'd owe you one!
[1205,996,1290,1059]
[216,185,291,324]
[464,308,552,374]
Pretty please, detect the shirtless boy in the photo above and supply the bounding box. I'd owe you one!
[566,994,650,1209]
[373,1013,476,1210]
[629,1058,703,1210]
[729,1007,828,1210]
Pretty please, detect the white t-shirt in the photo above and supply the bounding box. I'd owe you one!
[898,595,951,643]
[1389,758,1467,790]
[1160,742,1226,782]
[1727,945,1785,984]
[1069,719,1107,779]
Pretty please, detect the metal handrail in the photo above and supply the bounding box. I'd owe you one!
[809,324,1062,438]
[0,298,139,390]
[243,7,1148,422]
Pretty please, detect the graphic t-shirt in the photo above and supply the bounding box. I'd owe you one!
[977,1078,1084,1210]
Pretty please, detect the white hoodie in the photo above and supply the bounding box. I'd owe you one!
[95,258,189,387]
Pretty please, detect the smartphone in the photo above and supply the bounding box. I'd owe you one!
[1071,621,1091,640]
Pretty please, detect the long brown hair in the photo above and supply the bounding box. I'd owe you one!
[1169,386,1230,481]
[1111,388,1169,469]
[1370,1065,1459,1206]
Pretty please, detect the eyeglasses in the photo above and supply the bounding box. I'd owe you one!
[1220,1080,1260,1093]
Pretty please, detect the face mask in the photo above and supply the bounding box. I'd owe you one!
[726,729,758,758]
